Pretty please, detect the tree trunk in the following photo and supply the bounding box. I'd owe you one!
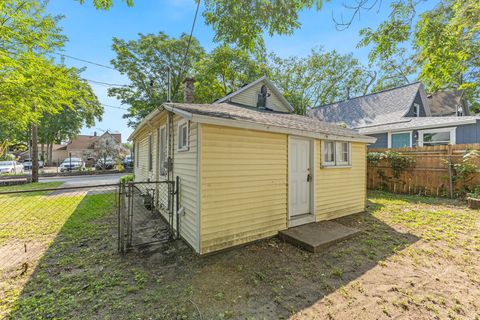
[49,143,53,166]
[31,122,39,182]
[45,142,50,165]
[41,143,45,162]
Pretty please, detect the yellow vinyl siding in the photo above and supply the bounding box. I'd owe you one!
[134,129,157,182]
[172,115,199,252]
[230,81,290,113]
[132,111,199,252]
[199,124,288,254]
[315,141,367,221]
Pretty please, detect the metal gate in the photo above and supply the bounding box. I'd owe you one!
[118,180,177,254]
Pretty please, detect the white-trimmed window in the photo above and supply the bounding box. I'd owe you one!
[135,142,139,168]
[322,140,351,167]
[177,120,189,151]
[388,131,412,148]
[336,141,350,166]
[148,135,153,171]
[323,141,335,166]
[418,127,456,146]
[159,125,167,176]
[413,103,420,117]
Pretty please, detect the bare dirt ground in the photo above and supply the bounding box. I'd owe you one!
[2,191,479,319]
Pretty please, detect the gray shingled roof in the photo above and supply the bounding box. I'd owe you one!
[427,90,465,116]
[165,102,367,139]
[307,82,421,128]
[358,116,480,134]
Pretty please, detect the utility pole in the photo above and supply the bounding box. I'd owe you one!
[31,106,39,182]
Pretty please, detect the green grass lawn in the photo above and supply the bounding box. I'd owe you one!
[0,182,117,318]
[1,189,479,319]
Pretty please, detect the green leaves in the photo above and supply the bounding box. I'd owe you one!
[108,32,205,127]
[77,0,133,10]
[358,0,480,112]
[0,0,102,152]
[193,45,264,103]
[268,48,375,114]
[203,0,328,53]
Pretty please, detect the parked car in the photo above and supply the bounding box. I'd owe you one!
[0,161,24,174]
[59,158,85,172]
[22,160,44,170]
[95,158,116,170]
[123,155,133,168]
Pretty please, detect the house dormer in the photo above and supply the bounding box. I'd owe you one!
[215,76,294,113]
[405,84,431,118]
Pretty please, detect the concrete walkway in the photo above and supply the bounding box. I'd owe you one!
[279,221,360,252]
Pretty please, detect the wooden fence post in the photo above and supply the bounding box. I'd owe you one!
[447,145,454,198]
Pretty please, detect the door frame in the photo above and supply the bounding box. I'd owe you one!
[288,136,316,228]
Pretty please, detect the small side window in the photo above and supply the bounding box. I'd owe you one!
[335,141,350,166]
[148,135,153,171]
[159,126,167,176]
[413,103,420,117]
[323,141,335,166]
[135,142,139,168]
[177,120,189,151]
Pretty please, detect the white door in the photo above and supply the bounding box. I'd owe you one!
[289,138,311,217]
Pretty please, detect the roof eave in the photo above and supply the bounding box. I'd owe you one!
[127,105,166,141]
[359,118,478,135]
[188,112,376,143]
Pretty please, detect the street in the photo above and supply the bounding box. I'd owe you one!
[40,173,127,187]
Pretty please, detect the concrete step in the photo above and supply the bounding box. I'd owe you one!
[279,221,360,252]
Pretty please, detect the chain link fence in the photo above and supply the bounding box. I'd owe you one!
[0,179,177,317]
[0,183,120,318]
[118,181,177,254]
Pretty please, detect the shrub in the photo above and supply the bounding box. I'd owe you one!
[120,174,134,184]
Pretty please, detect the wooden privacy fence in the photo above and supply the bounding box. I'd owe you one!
[367,144,480,198]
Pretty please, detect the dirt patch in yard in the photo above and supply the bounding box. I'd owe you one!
[2,191,479,319]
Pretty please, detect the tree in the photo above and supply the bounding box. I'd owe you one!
[1,0,103,178]
[0,0,66,131]
[193,45,265,103]
[268,48,376,114]
[357,0,480,112]
[38,70,103,165]
[108,32,205,127]
[78,0,133,10]
[80,0,331,53]
[202,0,329,53]
[414,0,480,111]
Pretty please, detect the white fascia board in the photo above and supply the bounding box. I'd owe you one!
[264,78,295,112]
[360,118,478,135]
[163,104,193,120]
[215,76,266,103]
[128,106,165,141]
[190,113,377,144]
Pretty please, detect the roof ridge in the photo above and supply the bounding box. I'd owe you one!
[312,82,421,109]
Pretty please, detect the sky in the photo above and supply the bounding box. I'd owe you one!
[45,0,436,141]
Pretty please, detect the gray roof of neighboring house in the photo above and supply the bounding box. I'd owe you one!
[427,90,465,116]
[357,116,480,134]
[164,102,367,139]
[307,82,422,128]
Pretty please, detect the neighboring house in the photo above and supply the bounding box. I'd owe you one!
[129,76,375,255]
[307,83,480,148]
[19,144,67,162]
[61,131,127,161]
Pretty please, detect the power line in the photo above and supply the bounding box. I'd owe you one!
[84,78,129,87]
[101,103,129,111]
[179,0,201,76]
[54,52,116,70]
